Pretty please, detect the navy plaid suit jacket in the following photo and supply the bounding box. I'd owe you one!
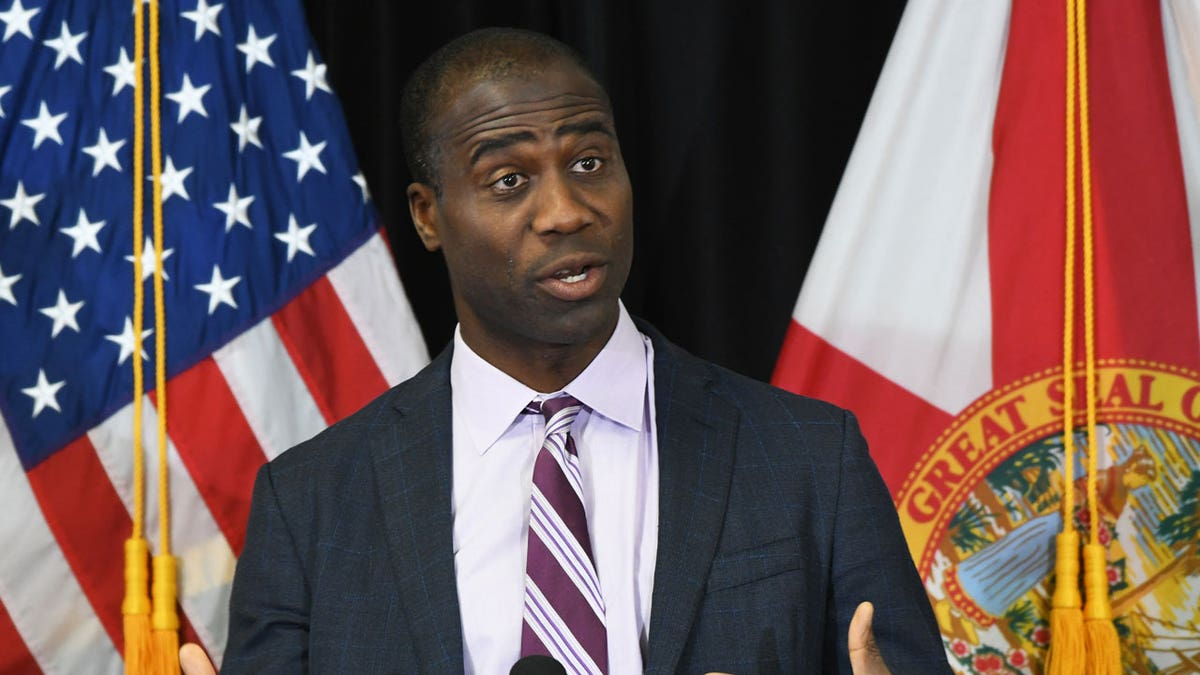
[223,321,949,674]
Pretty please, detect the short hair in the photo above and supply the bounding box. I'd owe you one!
[400,27,604,188]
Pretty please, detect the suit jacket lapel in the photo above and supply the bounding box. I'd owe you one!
[641,327,739,674]
[371,345,465,674]
[363,324,736,674]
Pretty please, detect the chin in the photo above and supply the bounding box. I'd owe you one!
[532,299,619,346]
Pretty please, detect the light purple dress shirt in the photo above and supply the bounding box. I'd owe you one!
[449,304,659,675]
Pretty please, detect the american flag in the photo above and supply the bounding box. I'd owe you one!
[0,0,428,671]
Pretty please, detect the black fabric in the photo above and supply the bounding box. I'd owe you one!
[300,1,906,382]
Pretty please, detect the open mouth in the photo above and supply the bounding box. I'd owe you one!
[539,260,607,302]
[551,266,591,284]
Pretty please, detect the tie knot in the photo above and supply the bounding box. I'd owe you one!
[534,394,582,425]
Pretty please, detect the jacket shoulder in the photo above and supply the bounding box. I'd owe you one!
[709,358,848,425]
[643,321,851,430]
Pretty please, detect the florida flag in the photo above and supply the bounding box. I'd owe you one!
[774,1,1200,672]
[0,0,428,672]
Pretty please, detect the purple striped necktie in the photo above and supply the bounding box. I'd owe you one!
[521,395,608,675]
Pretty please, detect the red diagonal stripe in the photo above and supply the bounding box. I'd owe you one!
[26,436,130,651]
[0,598,40,675]
[987,0,1067,383]
[25,436,202,654]
[272,275,389,424]
[158,358,268,556]
[772,320,955,495]
[1087,0,1199,368]
[989,0,1199,386]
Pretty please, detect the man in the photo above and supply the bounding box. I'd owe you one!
[195,28,948,674]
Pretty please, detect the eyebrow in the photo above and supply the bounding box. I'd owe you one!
[468,120,615,166]
[469,131,537,166]
[555,120,614,141]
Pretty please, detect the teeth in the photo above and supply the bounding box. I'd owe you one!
[552,266,589,283]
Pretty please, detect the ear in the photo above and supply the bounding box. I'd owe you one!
[407,182,442,251]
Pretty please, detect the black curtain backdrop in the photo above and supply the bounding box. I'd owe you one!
[300,2,906,382]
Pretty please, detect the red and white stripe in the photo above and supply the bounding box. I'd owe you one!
[0,231,428,673]
[1164,0,1200,320]
[774,0,1200,494]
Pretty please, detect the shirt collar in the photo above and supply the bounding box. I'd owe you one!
[450,302,648,455]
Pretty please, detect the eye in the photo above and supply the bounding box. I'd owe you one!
[491,172,527,192]
[571,157,603,173]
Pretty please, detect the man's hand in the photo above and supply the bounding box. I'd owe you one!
[848,601,891,675]
[180,643,216,675]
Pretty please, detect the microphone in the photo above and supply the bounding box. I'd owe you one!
[509,654,567,675]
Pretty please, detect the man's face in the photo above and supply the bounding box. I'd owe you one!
[409,59,634,362]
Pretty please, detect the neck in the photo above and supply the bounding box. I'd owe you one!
[459,322,616,393]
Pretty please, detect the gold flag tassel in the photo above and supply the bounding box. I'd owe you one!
[124,0,179,671]
[123,0,153,671]
[123,538,153,673]
[1045,1,1085,672]
[146,0,181,671]
[1074,0,1120,671]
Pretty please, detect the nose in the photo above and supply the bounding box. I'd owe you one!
[531,171,591,235]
